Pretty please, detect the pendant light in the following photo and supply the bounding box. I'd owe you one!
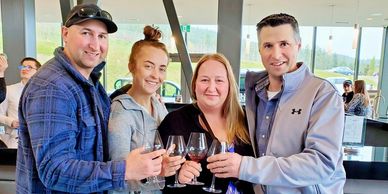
[352,0,360,49]
[327,4,335,54]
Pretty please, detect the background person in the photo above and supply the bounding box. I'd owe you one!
[108,25,184,194]
[16,4,164,193]
[342,79,354,104]
[207,13,346,194]
[0,54,7,148]
[158,53,254,194]
[0,54,8,103]
[345,80,371,117]
[0,57,41,148]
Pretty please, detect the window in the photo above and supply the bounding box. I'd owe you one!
[35,0,62,64]
[314,27,356,83]
[358,27,383,90]
[241,25,262,70]
[298,26,314,67]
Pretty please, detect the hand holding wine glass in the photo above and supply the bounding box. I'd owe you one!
[160,145,186,177]
[206,146,243,179]
[202,139,227,193]
[124,146,165,181]
[143,131,166,188]
[186,132,208,185]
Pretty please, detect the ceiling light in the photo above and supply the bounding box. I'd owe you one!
[371,13,382,16]
[327,35,333,55]
[352,0,360,50]
[352,24,360,49]
[127,18,139,22]
[327,3,335,55]
[335,21,349,24]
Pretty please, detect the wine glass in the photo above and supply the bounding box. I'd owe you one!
[186,132,208,185]
[166,135,187,188]
[202,139,227,193]
[143,131,165,189]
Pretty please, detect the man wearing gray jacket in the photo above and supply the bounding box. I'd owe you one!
[207,13,346,193]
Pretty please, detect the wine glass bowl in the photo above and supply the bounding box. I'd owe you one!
[143,130,165,189]
[166,135,187,188]
[186,132,208,185]
[152,130,164,151]
[144,130,164,152]
[202,139,227,193]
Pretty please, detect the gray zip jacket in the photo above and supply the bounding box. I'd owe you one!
[108,94,168,194]
[239,63,346,194]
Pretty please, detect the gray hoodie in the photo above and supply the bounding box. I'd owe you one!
[108,94,168,194]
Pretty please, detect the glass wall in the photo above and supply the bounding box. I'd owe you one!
[358,27,383,90]
[315,27,356,94]
[35,0,62,64]
[241,25,262,71]
[32,1,386,101]
[298,26,314,67]
[36,23,62,64]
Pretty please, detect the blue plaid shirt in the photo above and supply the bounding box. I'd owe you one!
[16,47,126,193]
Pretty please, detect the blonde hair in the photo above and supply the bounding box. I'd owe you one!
[191,53,250,144]
[128,25,169,72]
[354,80,370,106]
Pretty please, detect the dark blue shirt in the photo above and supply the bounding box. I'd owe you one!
[16,47,126,193]
[254,78,281,157]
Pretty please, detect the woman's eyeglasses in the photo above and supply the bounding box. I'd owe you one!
[65,7,112,27]
[18,65,36,71]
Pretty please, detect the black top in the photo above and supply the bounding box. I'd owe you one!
[342,91,354,104]
[0,77,6,103]
[158,104,254,194]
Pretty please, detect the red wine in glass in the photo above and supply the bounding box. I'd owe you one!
[188,152,207,162]
[186,132,208,185]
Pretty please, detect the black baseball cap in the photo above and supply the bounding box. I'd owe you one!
[64,3,117,33]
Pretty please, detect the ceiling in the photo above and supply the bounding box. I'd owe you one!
[35,0,388,27]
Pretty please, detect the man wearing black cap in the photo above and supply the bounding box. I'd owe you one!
[342,80,354,104]
[16,3,165,193]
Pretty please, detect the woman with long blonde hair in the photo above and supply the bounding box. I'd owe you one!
[158,53,254,194]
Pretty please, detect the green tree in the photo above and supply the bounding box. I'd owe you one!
[367,57,376,76]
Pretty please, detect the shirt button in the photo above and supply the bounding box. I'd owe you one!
[265,116,270,119]
[261,153,265,156]
[261,135,265,138]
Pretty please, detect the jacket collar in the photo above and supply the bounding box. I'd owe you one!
[254,62,309,94]
[282,62,309,93]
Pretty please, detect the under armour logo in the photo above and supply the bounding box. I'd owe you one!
[291,108,302,114]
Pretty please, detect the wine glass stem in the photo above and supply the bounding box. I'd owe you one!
[174,171,179,184]
[210,174,216,189]
[193,176,198,183]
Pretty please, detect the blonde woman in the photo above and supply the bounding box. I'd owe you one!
[158,53,254,194]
